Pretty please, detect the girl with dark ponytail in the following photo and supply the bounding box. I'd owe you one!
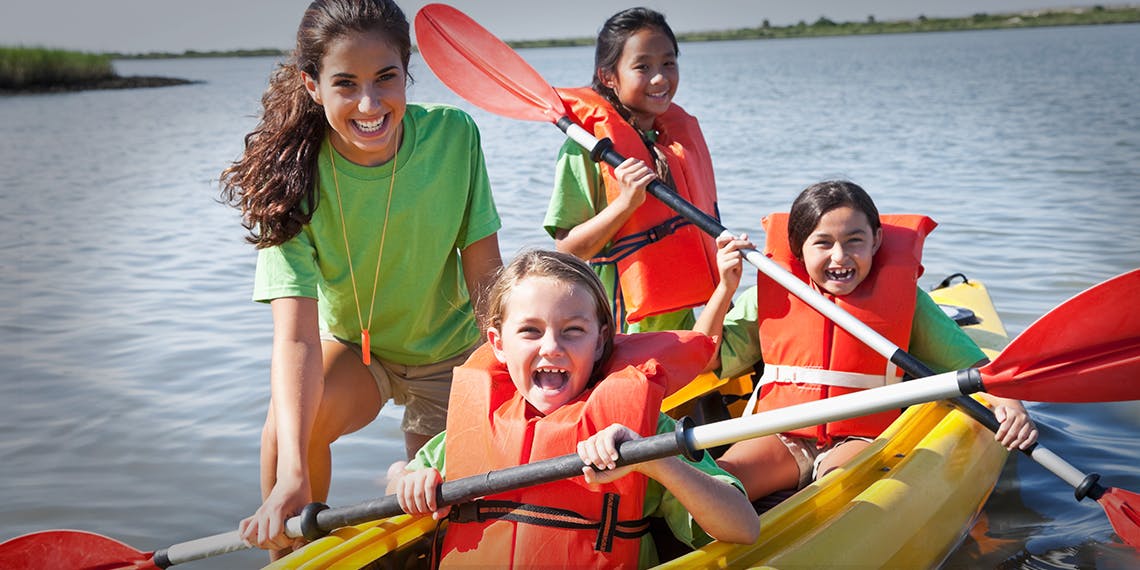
[544,7,723,334]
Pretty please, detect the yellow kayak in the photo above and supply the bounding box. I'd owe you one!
[659,276,1009,569]
[270,276,1011,569]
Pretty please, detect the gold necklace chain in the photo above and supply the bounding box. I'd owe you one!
[327,134,399,365]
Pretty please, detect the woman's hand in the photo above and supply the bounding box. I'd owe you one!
[238,475,310,551]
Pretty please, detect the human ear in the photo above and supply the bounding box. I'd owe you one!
[871,227,884,255]
[302,71,322,105]
[487,327,507,364]
[594,326,609,363]
[597,69,616,90]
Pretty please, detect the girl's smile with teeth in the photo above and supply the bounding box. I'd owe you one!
[533,367,570,391]
[353,115,387,133]
[301,30,407,166]
[802,206,882,297]
[824,267,855,281]
[488,276,607,416]
[601,27,679,131]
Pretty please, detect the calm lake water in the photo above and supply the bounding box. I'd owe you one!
[3,23,1139,569]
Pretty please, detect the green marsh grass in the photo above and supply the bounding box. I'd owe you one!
[0,47,115,90]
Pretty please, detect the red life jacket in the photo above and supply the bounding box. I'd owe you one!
[556,87,719,324]
[441,331,714,568]
[747,213,936,444]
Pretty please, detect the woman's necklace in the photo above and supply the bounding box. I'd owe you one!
[327,134,399,365]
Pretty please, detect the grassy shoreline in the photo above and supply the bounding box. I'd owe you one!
[1,47,115,89]
[0,47,197,94]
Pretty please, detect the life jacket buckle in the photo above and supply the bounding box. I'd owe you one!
[448,501,482,524]
[644,218,680,243]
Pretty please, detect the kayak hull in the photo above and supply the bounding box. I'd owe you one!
[658,396,1007,568]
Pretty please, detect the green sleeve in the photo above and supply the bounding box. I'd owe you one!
[543,139,605,238]
[252,229,321,303]
[644,414,746,552]
[716,285,763,379]
[405,430,448,476]
[626,308,696,334]
[455,114,501,250]
[908,288,987,373]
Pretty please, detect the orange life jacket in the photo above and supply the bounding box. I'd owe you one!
[556,87,719,324]
[441,331,714,568]
[746,213,937,444]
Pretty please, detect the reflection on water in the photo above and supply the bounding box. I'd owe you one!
[2,23,1139,569]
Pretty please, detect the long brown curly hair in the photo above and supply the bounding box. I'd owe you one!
[219,0,411,248]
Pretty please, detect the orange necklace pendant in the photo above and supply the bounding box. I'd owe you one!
[327,137,398,372]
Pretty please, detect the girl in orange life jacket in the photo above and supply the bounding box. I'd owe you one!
[695,181,1039,501]
[543,7,720,334]
[387,250,758,568]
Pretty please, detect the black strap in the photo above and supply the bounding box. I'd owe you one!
[590,216,692,266]
[448,494,651,552]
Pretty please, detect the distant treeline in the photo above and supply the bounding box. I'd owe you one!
[672,4,1140,43]
[512,4,1140,47]
[111,48,287,60]
[103,5,1140,57]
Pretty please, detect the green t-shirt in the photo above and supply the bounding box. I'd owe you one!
[718,286,985,379]
[543,139,694,334]
[253,104,501,365]
[408,412,744,568]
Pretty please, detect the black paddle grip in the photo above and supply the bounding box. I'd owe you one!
[312,421,697,534]
[299,502,330,541]
[892,350,1039,453]
[1074,473,1106,502]
[152,549,172,568]
[591,138,727,238]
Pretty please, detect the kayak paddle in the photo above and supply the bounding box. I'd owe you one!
[412,3,1140,547]
[1,251,1137,566]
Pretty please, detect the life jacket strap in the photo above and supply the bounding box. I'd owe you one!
[589,215,692,265]
[448,494,651,552]
[758,364,898,389]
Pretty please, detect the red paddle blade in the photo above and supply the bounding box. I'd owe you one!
[980,269,1140,402]
[0,530,158,570]
[415,3,566,123]
[1100,487,1140,548]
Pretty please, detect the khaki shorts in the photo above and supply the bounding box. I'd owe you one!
[778,434,874,489]
[324,334,476,437]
